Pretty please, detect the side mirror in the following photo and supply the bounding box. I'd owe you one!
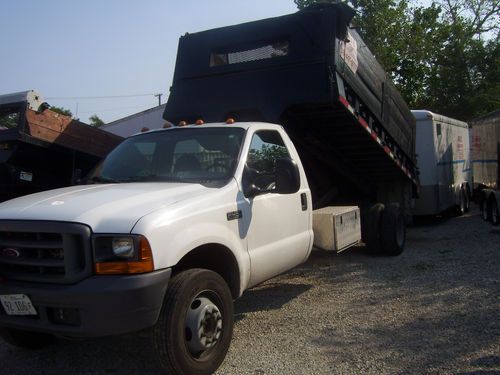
[242,166,263,198]
[275,158,300,194]
[243,158,300,198]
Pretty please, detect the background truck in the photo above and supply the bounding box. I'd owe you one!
[470,110,500,225]
[0,90,122,202]
[0,4,417,375]
[412,110,471,216]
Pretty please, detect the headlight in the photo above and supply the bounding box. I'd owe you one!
[93,235,154,275]
[112,237,135,258]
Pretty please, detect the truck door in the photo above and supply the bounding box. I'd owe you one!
[240,129,312,287]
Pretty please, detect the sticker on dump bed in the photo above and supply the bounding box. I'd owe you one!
[339,31,358,74]
[20,171,33,182]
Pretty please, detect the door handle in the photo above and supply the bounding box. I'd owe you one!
[300,193,308,211]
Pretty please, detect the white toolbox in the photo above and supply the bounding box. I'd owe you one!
[312,206,361,251]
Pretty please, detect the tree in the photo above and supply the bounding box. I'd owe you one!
[89,114,105,128]
[49,106,73,117]
[424,0,500,119]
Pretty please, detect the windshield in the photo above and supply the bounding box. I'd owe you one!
[88,127,244,184]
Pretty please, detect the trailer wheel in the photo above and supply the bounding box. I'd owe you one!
[463,186,470,213]
[491,199,499,226]
[456,188,468,216]
[381,204,406,256]
[0,328,56,349]
[152,268,233,375]
[365,203,384,254]
[481,197,490,221]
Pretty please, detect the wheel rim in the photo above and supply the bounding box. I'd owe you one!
[185,295,223,355]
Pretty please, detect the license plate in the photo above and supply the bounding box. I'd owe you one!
[0,294,38,316]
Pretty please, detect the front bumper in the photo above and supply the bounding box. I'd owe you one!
[0,268,171,338]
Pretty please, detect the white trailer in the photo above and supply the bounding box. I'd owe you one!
[413,110,472,216]
[470,110,500,225]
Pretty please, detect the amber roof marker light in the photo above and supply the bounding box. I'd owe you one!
[226,118,236,124]
[178,121,187,127]
[195,119,205,125]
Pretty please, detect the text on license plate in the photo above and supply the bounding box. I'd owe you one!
[0,294,38,316]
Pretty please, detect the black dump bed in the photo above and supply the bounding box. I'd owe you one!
[164,4,417,202]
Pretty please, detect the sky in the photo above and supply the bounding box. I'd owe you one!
[0,0,298,124]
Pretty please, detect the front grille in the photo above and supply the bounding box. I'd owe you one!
[0,221,92,284]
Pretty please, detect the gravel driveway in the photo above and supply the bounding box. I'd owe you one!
[1,206,498,374]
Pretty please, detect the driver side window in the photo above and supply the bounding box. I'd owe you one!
[247,130,290,189]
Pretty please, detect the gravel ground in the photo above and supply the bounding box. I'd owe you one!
[0,206,498,374]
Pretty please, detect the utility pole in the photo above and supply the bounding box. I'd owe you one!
[154,93,163,106]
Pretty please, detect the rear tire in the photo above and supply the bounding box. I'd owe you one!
[381,204,406,256]
[151,269,233,375]
[0,328,56,349]
[365,203,384,254]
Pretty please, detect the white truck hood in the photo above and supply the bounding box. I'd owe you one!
[0,183,210,233]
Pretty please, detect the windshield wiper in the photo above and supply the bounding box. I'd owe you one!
[123,175,188,183]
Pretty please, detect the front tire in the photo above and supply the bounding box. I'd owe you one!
[152,269,234,375]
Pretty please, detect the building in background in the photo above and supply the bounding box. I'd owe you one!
[102,104,168,137]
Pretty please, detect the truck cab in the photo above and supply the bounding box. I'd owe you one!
[0,121,312,374]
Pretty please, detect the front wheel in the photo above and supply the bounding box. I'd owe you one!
[152,269,234,375]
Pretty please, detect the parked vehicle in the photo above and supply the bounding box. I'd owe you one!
[0,90,122,202]
[0,4,417,374]
[470,110,500,225]
[412,110,471,216]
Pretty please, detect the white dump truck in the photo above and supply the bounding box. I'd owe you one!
[0,4,418,374]
[412,110,472,216]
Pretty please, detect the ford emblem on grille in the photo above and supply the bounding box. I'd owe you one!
[1,248,21,258]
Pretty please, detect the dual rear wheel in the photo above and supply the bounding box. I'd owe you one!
[365,203,406,256]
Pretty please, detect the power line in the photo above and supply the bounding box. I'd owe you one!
[47,93,164,100]
[78,104,154,115]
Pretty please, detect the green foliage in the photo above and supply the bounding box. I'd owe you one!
[0,110,20,129]
[50,106,73,117]
[249,144,289,172]
[89,114,105,128]
[293,0,499,120]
